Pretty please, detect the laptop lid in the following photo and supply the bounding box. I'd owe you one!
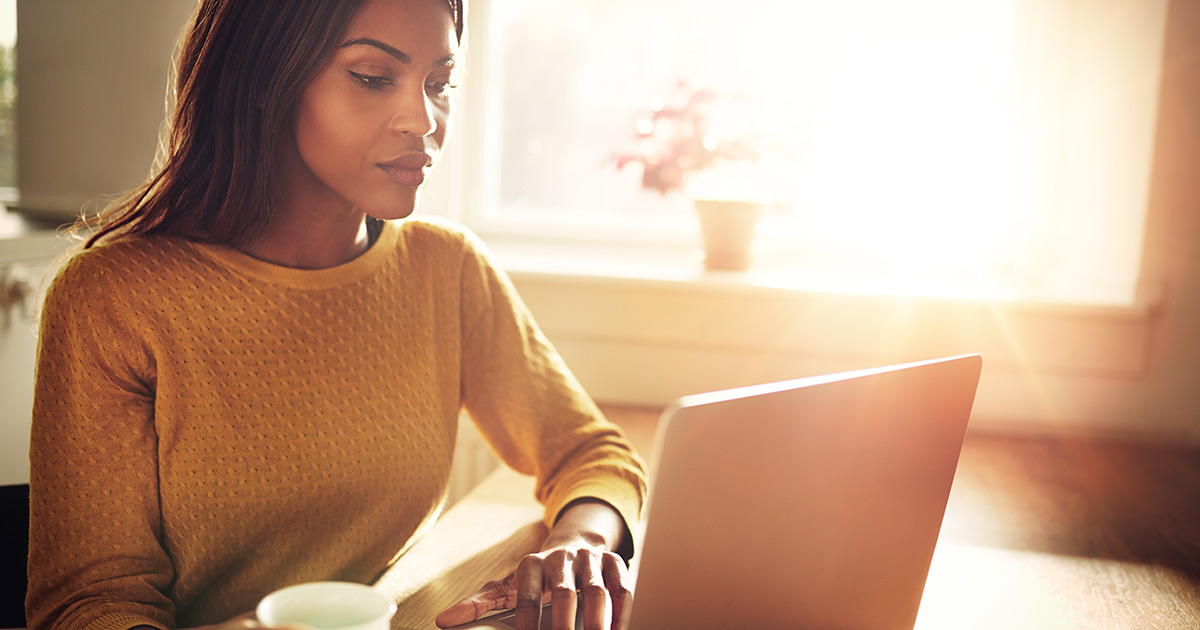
[627,354,982,630]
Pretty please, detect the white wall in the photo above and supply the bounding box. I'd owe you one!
[15,0,194,217]
[499,260,1177,440]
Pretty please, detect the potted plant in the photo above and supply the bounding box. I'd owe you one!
[614,82,779,271]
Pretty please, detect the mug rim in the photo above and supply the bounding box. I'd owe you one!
[256,581,397,629]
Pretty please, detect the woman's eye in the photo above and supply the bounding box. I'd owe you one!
[348,70,392,92]
[427,80,459,96]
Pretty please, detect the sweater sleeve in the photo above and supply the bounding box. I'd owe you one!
[455,231,648,557]
[26,253,175,630]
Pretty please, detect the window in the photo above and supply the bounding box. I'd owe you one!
[0,0,15,201]
[448,0,1168,306]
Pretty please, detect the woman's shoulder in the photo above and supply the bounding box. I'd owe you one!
[62,232,193,272]
[395,215,492,260]
[47,234,198,299]
[397,215,477,246]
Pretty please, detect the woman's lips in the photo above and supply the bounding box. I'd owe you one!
[379,164,426,187]
[379,152,431,188]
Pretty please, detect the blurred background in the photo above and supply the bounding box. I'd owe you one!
[1,0,1198,463]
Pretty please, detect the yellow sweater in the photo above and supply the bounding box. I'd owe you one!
[27,218,647,630]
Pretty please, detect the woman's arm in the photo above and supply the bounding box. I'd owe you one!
[452,226,648,538]
[26,256,176,630]
[442,225,647,630]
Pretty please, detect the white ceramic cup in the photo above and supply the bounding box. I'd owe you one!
[256,582,397,630]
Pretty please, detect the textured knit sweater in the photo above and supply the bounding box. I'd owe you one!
[26,217,647,630]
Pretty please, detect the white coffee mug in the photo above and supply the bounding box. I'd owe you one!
[256,581,397,630]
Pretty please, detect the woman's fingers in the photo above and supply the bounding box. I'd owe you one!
[434,577,515,628]
[515,555,546,630]
[601,552,633,630]
[576,549,607,630]
[546,550,578,630]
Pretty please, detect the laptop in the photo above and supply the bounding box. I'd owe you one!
[462,354,982,630]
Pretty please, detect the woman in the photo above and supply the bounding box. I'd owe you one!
[25,1,647,629]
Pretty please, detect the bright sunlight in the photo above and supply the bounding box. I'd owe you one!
[477,0,1166,304]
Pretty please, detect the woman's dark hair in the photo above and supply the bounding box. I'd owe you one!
[79,0,465,249]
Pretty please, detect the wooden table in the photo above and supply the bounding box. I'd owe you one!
[374,405,1200,629]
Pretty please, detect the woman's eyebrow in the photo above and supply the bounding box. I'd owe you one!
[339,37,457,68]
[340,37,411,63]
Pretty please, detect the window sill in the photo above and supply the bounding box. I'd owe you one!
[481,232,1160,322]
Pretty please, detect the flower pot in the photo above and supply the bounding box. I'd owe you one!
[693,198,764,271]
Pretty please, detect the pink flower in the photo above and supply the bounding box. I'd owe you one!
[613,83,771,195]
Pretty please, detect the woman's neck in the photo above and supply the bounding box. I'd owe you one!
[239,208,374,270]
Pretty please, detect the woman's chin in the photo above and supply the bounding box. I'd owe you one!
[363,196,420,221]
[369,208,417,221]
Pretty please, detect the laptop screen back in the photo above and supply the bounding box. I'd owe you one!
[628,355,982,630]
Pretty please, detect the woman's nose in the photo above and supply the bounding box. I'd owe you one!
[388,87,436,137]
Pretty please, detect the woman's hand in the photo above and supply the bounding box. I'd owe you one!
[434,499,634,630]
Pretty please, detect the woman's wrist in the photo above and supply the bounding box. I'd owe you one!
[544,498,627,553]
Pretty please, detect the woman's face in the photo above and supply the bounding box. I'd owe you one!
[279,0,458,222]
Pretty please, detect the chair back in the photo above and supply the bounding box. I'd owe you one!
[0,484,29,629]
